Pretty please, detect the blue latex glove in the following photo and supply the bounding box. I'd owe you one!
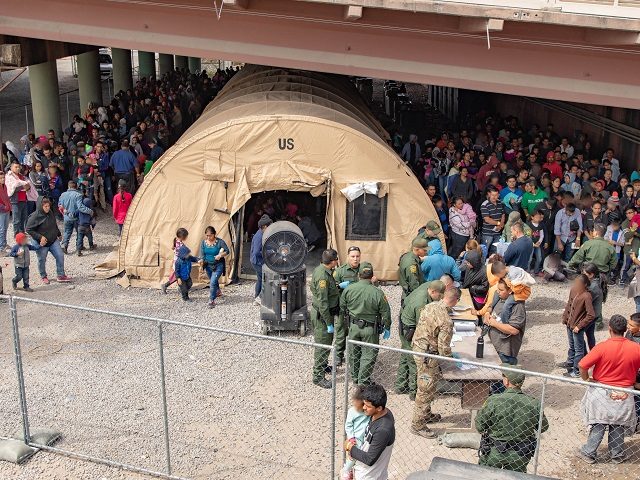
[338,281,351,289]
[327,324,334,334]
[382,329,390,340]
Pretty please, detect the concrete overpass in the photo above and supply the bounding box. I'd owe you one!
[1,0,640,110]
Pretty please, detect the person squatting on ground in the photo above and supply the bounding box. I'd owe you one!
[476,366,548,473]
[334,246,374,367]
[578,314,640,464]
[340,265,391,386]
[411,287,461,438]
[9,232,38,292]
[395,280,445,401]
[311,248,340,389]
[250,214,273,305]
[341,385,370,480]
[343,383,395,480]
[199,226,229,308]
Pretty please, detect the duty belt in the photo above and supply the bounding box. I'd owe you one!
[350,317,375,329]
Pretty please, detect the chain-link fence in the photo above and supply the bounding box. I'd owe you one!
[1,295,337,479]
[343,339,640,479]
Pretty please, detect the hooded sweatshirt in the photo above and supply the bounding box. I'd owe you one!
[420,239,461,282]
[26,199,61,247]
[174,244,199,280]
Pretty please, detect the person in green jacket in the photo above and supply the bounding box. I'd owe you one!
[399,237,428,303]
[333,245,373,366]
[310,249,340,389]
[395,280,445,400]
[476,366,549,473]
[340,265,391,385]
[568,223,617,275]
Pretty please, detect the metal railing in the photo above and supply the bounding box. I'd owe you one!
[4,296,640,479]
[2,295,337,479]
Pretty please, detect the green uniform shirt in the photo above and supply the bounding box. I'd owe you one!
[622,219,640,254]
[568,236,617,273]
[339,279,391,329]
[400,282,435,328]
[333,261,373,290]
[475,388,548,441]
[521,189,548,216]
[311,264,340,324]
[398,251,424,299]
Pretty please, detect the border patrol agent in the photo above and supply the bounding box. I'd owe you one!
[418,220,442,241]
[311,248,340,389]
[333,245,373,366]
[340,265,391,385]
[411,287,460,438]
[398,237,428,304]
[395,280,445,400]
[476,366,549,473]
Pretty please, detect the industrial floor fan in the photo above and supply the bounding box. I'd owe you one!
[259,221,309,336]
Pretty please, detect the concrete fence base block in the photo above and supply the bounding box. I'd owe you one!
[0,439,37,464]
[0,428,61,464]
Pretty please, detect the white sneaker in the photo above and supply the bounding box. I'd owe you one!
[253,297,261,306]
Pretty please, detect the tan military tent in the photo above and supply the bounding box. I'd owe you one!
[109,65,441,286]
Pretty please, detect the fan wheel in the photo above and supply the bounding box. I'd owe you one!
[299,321,307,337]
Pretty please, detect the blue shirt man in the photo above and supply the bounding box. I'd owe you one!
[251,214,273,303]
[109,146,137,174]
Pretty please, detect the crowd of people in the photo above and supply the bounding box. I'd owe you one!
[0,66,238,290]
[311,116,640,478]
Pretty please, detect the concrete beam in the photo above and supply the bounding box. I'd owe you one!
[459,17,504,33]
[0,35,95,66]
[345,5,363,21]
[585,30,640,45]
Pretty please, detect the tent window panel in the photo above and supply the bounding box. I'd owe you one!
[126,235,160,266]
[345,194,387,241]
[203,148,235,182]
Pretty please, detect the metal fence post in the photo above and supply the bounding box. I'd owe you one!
[24,105,29,135]
[342,340,350,466]
[157,321,172,475]
[330,346,337,480]
[532,378,547,475]
[10,296,31,444]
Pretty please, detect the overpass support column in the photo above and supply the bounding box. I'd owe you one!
[188,57,201,74]
[77,50,103,112]
[29,60,62,137]
[158,54,174,76]
[112,48,133,94]
[175,55,188,71]
[138,51,156,79]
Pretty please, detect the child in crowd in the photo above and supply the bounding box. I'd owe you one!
[527,209,545,275]
[9,232,39,292]
[161,228,190,294]
[112,179,132,235]
[77,194,97,256]
[487,261,534,324]
[604,220,626,283]
[174,244,199,301]
[620,210,640,286]
[341,386,370,480]
[47,164,63,219]
[431,194,449,236]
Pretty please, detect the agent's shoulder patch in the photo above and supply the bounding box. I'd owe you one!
[410,265,418,274]
[319,279,327,289]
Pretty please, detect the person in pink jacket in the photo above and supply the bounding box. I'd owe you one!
[112,179,132,235]
[448,196,477,259]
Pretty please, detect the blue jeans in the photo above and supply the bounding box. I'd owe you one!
[252,262,263,298]
[0,212,9,249]
[482,233,501,256]
[566,326,586,374]
[13,266,30,288]
[103,174,113,204]
[205,262,224,302]
[62,219,78,249]
[11,201,28,234]
[437,175,448,201]
[635,296,640,314]
[585,321,596,350]
[76,226,94,250]
[620,254,634,284]
[531,246,543,273]
[36,239,66,278]
[559,239,574,262]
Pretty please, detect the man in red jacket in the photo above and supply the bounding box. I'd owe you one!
[542,151,563,180]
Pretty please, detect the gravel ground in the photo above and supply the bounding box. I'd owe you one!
[0,214,638,480]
